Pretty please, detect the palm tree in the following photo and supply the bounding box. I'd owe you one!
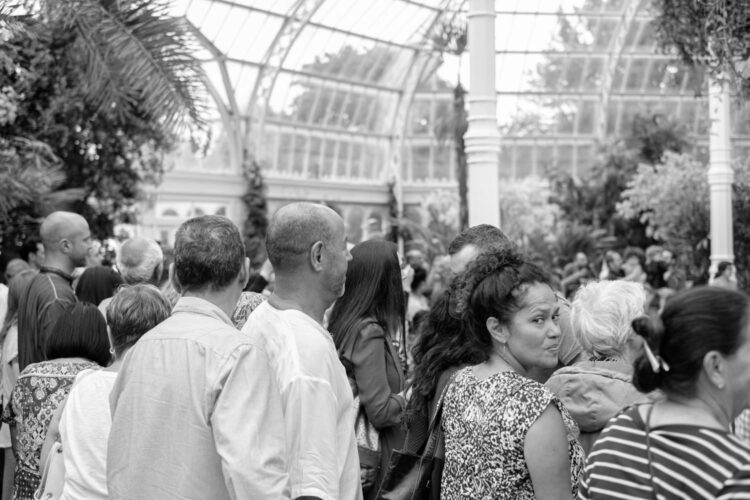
[0,0,207,242]
[36,0,207,134]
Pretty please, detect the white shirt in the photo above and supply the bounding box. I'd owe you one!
[108,297,288,500]
[242,301,362,500]
[0,284,9,448]
[60,369,116,500]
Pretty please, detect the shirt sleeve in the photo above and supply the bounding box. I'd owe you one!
[210,345,288,499]
[283,375,342,500]
[350,323,406,429]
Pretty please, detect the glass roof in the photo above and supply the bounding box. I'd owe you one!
[171,0,750,183]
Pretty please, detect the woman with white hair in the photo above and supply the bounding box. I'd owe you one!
[546,280,651,454]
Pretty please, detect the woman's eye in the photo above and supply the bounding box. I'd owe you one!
[552,313,560,322]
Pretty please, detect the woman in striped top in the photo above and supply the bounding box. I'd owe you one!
[579,286,750,499]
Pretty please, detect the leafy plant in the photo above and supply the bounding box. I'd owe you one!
[653,0,750,95]
[240,150,269,266]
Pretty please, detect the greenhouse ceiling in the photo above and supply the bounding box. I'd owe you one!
[171,0,750,183]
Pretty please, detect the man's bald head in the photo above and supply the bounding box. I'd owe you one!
[266,203,343,272]
[39,211,91,268]
[40,212,88,248]
[117,237,164,285]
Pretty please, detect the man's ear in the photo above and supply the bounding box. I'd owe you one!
[152,263,164,286]
[168,263,182,294]
[239,257,250,289]
[486,317,509,344]
[310,241,325,272]
[59,238,71,255]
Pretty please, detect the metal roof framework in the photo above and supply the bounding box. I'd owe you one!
[173,0,750,183]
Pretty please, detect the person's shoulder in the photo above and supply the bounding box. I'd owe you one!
[357,319,385,340]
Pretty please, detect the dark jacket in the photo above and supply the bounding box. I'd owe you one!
[17,267,75,370]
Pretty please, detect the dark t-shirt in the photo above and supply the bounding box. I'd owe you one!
[16,267,76,370]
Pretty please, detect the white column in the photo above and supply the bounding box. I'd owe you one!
[708,77,734,270]
[465,0,501,227]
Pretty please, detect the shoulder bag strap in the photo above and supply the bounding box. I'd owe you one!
[643,404,661,500]
[422,370,459,459]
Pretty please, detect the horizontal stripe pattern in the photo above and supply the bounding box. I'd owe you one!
[579,406,750,499]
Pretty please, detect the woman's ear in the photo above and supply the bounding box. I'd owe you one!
[702,350,728,390]
[486,317,509,344]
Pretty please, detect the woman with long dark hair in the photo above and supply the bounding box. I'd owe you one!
[328,239,406,499]
[2,301,109,500]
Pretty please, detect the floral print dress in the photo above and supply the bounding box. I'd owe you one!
[1,360,98,500]
[441,367,584,500]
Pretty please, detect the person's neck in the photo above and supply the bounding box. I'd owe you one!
[105,356,124,373]
[268,286,330,326]
[43,255,74,275]
[474,349,527,380]
[654,393,733,431]
[182,288,240,319]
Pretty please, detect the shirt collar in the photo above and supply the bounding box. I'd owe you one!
[40,266,74,283]
[172,296,235,327]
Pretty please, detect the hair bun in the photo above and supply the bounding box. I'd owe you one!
[632,315,667,393]
[448,246,524,319]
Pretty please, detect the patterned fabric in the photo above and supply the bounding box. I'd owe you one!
[734,409,750,445]
[1,360,97,500]
[441,367,584,500]
[231,292,267,329]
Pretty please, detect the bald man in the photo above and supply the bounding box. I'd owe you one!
[242,203,361,500]
[17,211,92,369]
[98,237,164,317]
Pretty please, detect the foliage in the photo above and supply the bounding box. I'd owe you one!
[499,176,560,248]
[398,190,459,260]
[653,0,750,95]
[0,1,206,244]
[240,150,269,266]
[617,152,750,287]
[550,113,689,247]
[617,152,710,252]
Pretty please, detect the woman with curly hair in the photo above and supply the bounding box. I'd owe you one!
[440,247,584,499]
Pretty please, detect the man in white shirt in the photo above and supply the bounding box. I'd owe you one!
[243,202,361,500]
[108,215,286,499]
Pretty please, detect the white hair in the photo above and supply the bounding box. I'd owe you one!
[570,280,647,358]
[116,238,164,285]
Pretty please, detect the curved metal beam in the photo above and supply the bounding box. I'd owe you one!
[246,0,327,157]
[387,0,467,189]
[182,17,242,171]
[597,0,644,140]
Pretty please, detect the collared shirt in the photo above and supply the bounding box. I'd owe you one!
[17,267,75,370]
[107,296,287,500]
[242,301,362,500]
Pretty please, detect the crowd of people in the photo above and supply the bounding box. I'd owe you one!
[0,205,749,499]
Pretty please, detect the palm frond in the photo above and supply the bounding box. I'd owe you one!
[61,0,207,136]
[0,136,84,218]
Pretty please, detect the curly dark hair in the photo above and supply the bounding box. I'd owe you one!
[405,290,485,427]
[451,247,552,353]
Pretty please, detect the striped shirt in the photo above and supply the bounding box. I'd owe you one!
[579,405,750,499]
